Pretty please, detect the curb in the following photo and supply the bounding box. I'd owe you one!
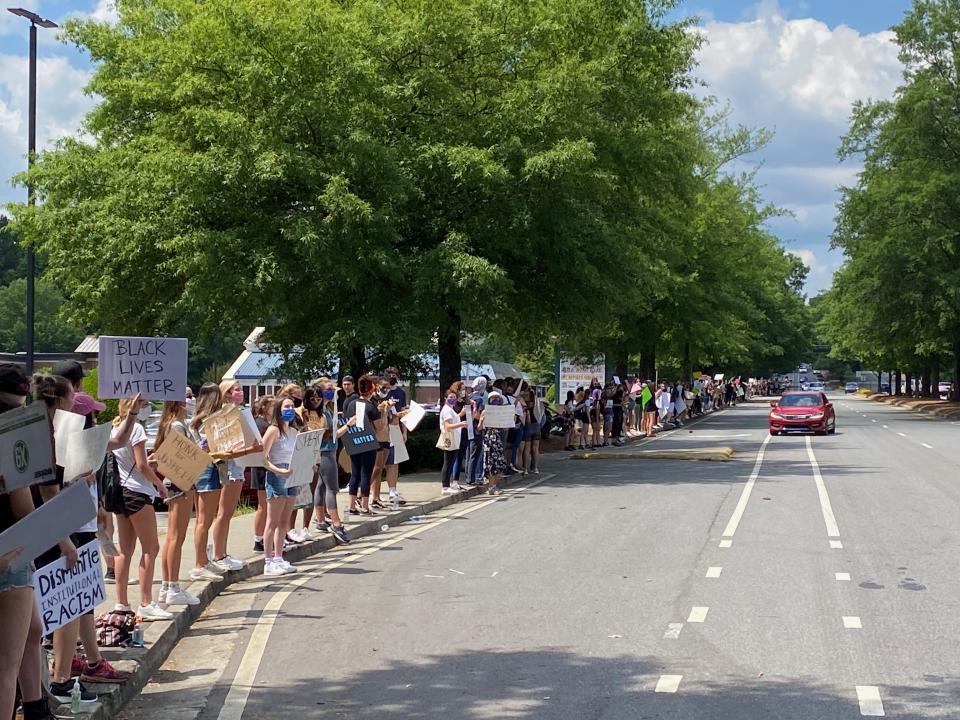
[570,446,735,462]
[860,392,960,420]
[72,473,528,720]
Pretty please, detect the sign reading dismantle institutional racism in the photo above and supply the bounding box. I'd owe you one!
[97,336,188,401]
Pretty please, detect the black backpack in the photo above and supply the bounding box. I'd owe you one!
[100,453,124,514]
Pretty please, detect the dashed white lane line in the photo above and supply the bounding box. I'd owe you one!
[655,675,683,693]
[897,432,906,437]
[843,616,863,629]
[872,419,877,423]
[706,566,723,578]
[687,606,709,623]
[663,623,683,639]
[836,572,851,581]
[805,436,841,539]
[883,424,889,429]
[922,443,934,449]
[830,540,844,549]
[721,434,773,539]
[856,685,886,716]
[719,539,733,548]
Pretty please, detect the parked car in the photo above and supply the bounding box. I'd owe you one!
[939,381,953,400]
[844,382,859,394]
[769,391,836,436]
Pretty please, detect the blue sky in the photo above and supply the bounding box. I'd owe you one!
[0,0,913,295]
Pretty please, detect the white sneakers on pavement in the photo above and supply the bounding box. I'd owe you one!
[213,555,245,572]
[137,602,174,621]
[190,564,224,582]
[165,588,201,606]
[264,558,297,576]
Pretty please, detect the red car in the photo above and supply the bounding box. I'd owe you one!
[769,391,836,436]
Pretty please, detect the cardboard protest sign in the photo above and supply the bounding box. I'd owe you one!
[389,425,409,464]
[61,423,112,485]
[482,405,516,429]
[155,432,212,492]
[33,539,105,635]
[400,401,425,432]
[0,402,55,493]
[465,406,475,441]
[0,481,96,569]
[234,408,265,468]
[97,336,188,401]
[202,406,246,456]
[287,430,322,488]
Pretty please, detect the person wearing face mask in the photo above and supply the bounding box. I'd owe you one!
[189,383,227,582]
[369,377,394,509]
[289,385,322,541]
[185,385,196,418]
[480,390,507,495]
[261,396,304,575]
[439,389,469,494]
[381,368,408,508]
[312,380,351,544]
[345,375,387,514]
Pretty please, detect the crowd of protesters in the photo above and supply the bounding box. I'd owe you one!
[0,357,761,717]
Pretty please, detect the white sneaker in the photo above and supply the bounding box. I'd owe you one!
[278,559,297,574]
[216,555,245,571]
[190,565,224,582]
[293,528,310,543]
[157,586,168,605]
[137,602,174,621]
[263,560,287,577]
[114,603,131,612]
[441,487,457,495]
[165,588,200,606]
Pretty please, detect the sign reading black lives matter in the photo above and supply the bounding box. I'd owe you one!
[97,336,188,401]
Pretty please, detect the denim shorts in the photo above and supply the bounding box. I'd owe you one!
[196,464,223,493]
[603,410,614,422]
[0,564,34,592]
[265,464,297,499]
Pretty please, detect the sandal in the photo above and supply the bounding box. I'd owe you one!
[370,499,387,509]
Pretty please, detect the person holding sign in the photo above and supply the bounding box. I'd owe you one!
[189,383,227,582]
[153,401,200,607]
[261,396,302,575]
[109,397,173,622]
[0,365,62,720]
[344,375,386,515]
[481,391,508,495]
[439,389,469,494]
[312,380,351,545]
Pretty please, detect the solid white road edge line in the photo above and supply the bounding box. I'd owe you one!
[655,675,683,693]
[805,436,841,539]
[215,474,554,720]
[856,685,885,716]
[721,434,773,538]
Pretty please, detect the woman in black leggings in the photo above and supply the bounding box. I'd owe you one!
[439,388,468,494]
[315,379,352,543]
[345,375,385,515]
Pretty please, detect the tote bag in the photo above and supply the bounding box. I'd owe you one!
[436,429,460,451]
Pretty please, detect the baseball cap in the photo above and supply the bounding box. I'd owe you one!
[472,376,487,390]
[72,391,106,416]
[342,375,355,383]
[51,360,85,385]
[0,364,30,396]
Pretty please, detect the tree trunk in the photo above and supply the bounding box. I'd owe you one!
[339,345,367,382]
[931,356,940,399]
[921,366,931,397]
[894,369,902,396]
[682,340,691,382]
[953,336,960,402]
[876,371,882,393]
[437,306,462,396]
[638,345,656,382]
[905,372,913,397]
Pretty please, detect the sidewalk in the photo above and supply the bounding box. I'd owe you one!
[858,390,960,420]
[62,417,716,719]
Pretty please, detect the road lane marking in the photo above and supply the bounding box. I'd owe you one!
[856,686,885,716]
[922,443,933,449]
[719,539,733,548]
[830,540,844,549]
[872,420,877,423]
[663,623,683,639]
[805,436,840,539]
[897,432,906,437]
[836,572,851,581]
[448,568,465,575]
[706,566,723,578]
[687,607,709,623]
[843,616,863,629]
[215,475,554,720]
[722,434,773,538]
[655,675,683,693]
[883,425,889,429]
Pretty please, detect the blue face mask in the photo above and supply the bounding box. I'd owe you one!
[281,407,297,423]
[322,389,335,401]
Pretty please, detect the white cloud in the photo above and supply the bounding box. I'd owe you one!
[87,0,119,25]
[789,248,818,270]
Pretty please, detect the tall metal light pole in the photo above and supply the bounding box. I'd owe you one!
[7,8,57,375]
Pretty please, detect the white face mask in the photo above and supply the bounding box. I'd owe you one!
[137,405,153,422]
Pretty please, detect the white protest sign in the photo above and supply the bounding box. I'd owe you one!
[52,409,85,466]
[0,402,56,493]
[287,430,322,488]
[483,404,516,429]
[234,408,265,468]
[97,336,188,401]
[355,401,365,431]
[613,375,621,385]
[465,406,475,441]
[559,354,605,399]
[0,481,96,569]
[33,539,105,635]
[400,401,425,432]
[388,425,409,464]
[714,373,725,381]
[62,423,112,485]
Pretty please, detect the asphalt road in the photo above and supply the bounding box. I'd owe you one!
[122,396,960,719]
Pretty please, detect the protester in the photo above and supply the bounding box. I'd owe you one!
[465,376,487,485]
[189,383,226,581]
[345,375,387,513]
[381,368,408,508]
[481,390,508,494]
[611,381,625,446]
[110,395,172,621]
[251,395,273,552]
[509,380,527,471]
[369,377,394,506]
[290,384,324,540]
[439,388,469,494]
[563,390,577,451]
[260,395,301,575]
[153,401,200,607]
[313,380,351,544]
[589,379,603,448]
[522,387,542,474]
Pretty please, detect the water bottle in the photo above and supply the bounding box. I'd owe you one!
[391,497,400,511]
[132,623,145,647]
[381,524,390,532]
[70,677,82,714]
[409,515,426,524]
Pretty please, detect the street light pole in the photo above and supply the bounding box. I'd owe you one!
[7,7,57,375]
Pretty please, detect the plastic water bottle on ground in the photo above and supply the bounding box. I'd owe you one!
[70,677,82,713]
